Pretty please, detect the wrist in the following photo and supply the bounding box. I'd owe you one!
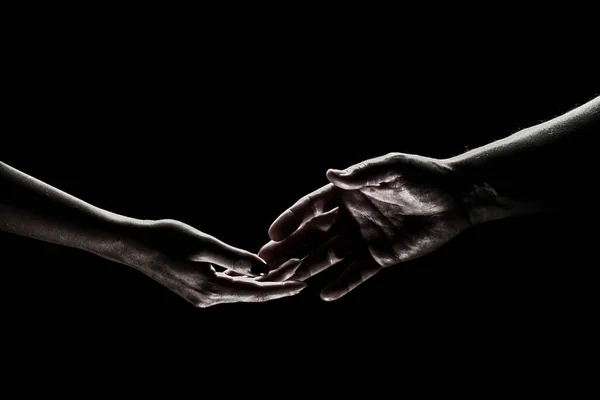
[459,180,500,226]
[443,153,541,225]
[442,154,505,226]
[86,213,153,266]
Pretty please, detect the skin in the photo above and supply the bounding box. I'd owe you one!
[0,162,306,307]
[257,95,599,301]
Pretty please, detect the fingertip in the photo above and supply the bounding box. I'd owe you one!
[268,224,286,242]
[326,169,356,189]
[325,169,342,184]
[242,251,270,276]
[286,280,308,291]
[320,290,339,301]
[257,242,273,260]
[326,168,345,179]
[320,281,348,301]
[258,243,288,267]
[250,260,270,276]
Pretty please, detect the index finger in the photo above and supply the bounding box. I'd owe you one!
[192,237,271,277]
[268,183,338,241]
[213,274,308,305]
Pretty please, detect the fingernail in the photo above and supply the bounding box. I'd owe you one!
[250,261,270,276]
[328,168,346,175]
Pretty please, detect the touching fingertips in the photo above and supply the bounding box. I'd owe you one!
[257,242,277,261]
[250,260,270,276]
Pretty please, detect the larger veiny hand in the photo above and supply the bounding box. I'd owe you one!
[258,152,479,301]
[116,218,307,308]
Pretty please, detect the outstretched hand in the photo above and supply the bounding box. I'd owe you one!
[118,219,307,308]
[258,152,477,301]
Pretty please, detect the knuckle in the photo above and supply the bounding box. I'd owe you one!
[385,152,406,165]
[304,194,319,217]
[353,162,367,172]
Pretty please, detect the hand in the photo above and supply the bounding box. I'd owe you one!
[115,218,307,308]
[258,152,478,301]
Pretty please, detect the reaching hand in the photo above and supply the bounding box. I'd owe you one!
[259,152,478,301]
[119,218,307,308]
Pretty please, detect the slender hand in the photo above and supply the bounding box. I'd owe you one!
[259,95,599,301]
[0,162,306,307]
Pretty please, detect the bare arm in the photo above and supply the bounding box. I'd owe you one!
[0,162,135,261]
[445,95,600,224]
[257,96,599,301]
[0,162,306,307]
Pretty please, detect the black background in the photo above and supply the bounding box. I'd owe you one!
[1,18,598,378]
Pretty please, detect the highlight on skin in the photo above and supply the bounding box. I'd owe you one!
[258,95,599,301]
[0,162,306,308]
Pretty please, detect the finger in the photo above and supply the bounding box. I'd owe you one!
[259,208,340,263]
[192,237,270,277]
[264,256,294,270]
[224,258,302,281]
[291,235,357,281]
[257,259,303,282]
[268,184,338,241]
[214,275,307,304]
[320,259,381,301]
[326,153,403,190]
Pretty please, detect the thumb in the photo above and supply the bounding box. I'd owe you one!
[326,154,400,189]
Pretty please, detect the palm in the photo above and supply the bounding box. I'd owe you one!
[337,166,470,267]
[121,219,306,307]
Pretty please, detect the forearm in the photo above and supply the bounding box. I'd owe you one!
[0,162,142,262]
[444,95,600,224]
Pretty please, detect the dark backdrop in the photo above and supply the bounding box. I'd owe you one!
[1,35,597,368]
